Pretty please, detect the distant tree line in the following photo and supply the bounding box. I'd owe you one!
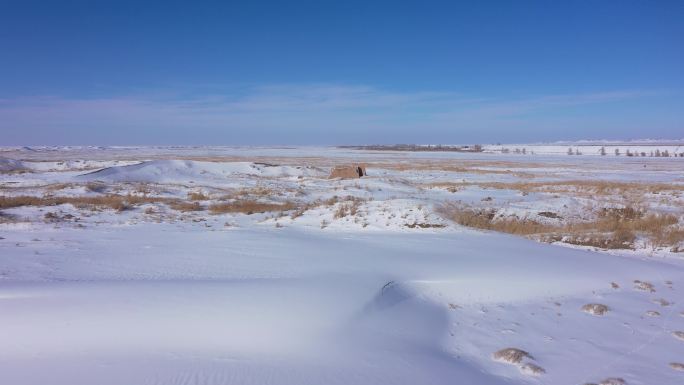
[339,144,485,152]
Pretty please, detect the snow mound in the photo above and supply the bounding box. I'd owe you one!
[0,158,28,172]
[77,160,326,183]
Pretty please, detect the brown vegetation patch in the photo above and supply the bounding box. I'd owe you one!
[85,181,108,193]
[439,204,555,235]
[538,211,562,219]
[333,199,363,219]
[208,200,297,215]
[0,194,173,212]
[188,191,210,201]
[43,212,77,223]
[168,201,203,212]
[439,203,681,250]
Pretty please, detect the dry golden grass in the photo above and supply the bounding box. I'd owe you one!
[44,183,74,192]
[439,203,682,250]
[439,204,554,235]
[168,201,203,212]
[187,191,210,201]
[287,195,367,220]
[208,200,297,215]
[0,194,173,212]
[333,199,363,219]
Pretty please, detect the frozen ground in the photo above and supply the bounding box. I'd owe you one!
[1,146,683,385]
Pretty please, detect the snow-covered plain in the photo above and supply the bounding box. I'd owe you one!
[1,146,683,385]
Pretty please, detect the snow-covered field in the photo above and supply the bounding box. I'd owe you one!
[1,146,683,385]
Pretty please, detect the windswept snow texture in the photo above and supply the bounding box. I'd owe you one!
[1,146,684,385]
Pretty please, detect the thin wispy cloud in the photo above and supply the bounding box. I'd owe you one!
[0,84,670,145]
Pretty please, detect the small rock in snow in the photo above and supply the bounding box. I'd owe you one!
[581,303,610,316]
[519,362,545,376]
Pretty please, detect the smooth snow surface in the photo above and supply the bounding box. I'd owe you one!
[1,225,683,385]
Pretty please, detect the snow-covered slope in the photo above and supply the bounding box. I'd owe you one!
[78,159,327,183]
[1,224,682,385]
[0,157,27,172]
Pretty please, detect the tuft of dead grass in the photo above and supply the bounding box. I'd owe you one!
[438,204,554,235]
[188,191,210,201]
[492,348,533,364]
[581,303,610,316]
[439,202,682,250]
[0,194,167,212]
[633,280,656,293]
[168,201,203,212]
[333,199,363,219]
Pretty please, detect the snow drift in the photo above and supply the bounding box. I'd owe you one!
[78,159,327,183]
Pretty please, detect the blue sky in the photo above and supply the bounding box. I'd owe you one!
[1,0,682,145]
